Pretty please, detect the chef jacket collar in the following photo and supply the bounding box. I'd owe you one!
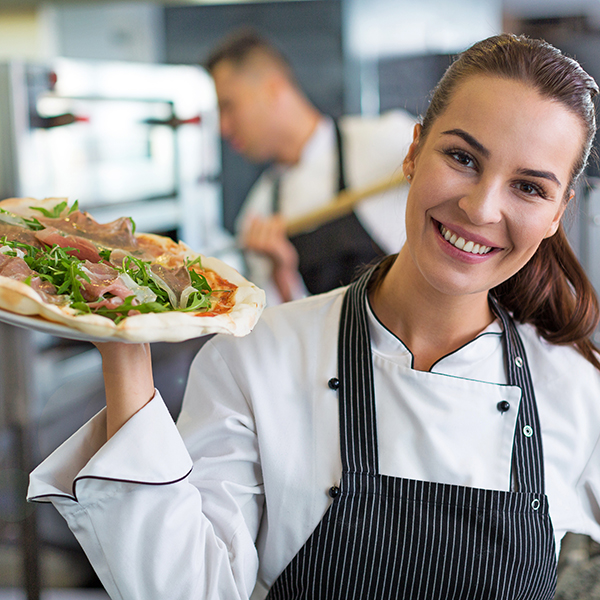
[299,116,333,165]
[271,117,332,174]
[366,296,505,382]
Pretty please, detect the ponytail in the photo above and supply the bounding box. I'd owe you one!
[491,225,600,369]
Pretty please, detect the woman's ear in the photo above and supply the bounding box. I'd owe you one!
[403,123,422,180]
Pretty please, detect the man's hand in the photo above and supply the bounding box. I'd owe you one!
[241,214,303,302]
[242,214,298,269]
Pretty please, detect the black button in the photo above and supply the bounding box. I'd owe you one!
[328,485,340,498]
[328,377,340,390]
[497,401,511,413]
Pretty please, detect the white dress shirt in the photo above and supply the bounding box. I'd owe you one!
[236,111,417,304]
[29,287,600,600]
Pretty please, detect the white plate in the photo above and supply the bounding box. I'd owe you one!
[0,309,125,343]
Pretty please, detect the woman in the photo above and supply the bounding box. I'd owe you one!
[29,34,600,600]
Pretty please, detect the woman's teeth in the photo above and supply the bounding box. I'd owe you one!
[439,224,493,255]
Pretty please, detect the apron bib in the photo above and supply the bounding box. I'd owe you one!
[273,120,384,295]
[267,265,557,599]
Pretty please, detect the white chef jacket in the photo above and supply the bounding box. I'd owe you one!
[236,111,417,304]
[29,287,600,600]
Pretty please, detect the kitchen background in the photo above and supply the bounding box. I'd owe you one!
[0,0,599,598]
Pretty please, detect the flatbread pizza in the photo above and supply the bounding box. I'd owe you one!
[0,197,265,342]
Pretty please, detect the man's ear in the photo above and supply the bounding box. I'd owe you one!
[403,123,422,180]
[264,71,288,103]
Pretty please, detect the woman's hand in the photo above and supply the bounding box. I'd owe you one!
[93,341,155,440]
[241,214,303,302]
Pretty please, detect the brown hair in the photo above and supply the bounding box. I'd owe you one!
[421,34,600,368]
[206,29,293,81]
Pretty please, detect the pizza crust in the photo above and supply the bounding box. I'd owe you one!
[0,198,266,342]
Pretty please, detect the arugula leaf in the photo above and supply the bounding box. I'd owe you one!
[29,201,68,219]
[186,255,203,269]
[118,255,170,304]
[98,248,112,262]
[2,238,88,303]
[67,200,79,215]
[0,231,217,322]
[92,296,171,324]
[0,209,45,231]
[22,217,45,231]
[180,290,212,312]
[189,268,211,293]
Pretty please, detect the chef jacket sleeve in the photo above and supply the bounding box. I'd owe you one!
[576,429,600,543]
[28,341,264,600]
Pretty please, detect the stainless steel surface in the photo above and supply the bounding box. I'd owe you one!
[0,590,109,600]
[0,324,41,599]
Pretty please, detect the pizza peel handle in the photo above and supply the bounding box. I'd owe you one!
[285,171,406,237]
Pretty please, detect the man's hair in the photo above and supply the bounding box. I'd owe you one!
[206,29,293,81]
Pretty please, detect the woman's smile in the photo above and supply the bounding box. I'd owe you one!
[396,74,583,300]
[435,220,497,259]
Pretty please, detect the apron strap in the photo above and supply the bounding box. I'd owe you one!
[271,172,281,215]
[336,265,547,493]
[489,296,546,494]
[337,266,380,475]
[333,119,347,193]
[271,118,346,214]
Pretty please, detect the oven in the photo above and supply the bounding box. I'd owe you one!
[0,58,224,599]
[0,57,223,247]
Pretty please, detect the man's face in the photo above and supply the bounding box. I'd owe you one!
[212,60,277,163]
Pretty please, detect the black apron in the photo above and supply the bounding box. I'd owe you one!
[267,266,557,599]
[273,120,384,295]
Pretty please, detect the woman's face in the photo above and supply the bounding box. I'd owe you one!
[402,74,584,299]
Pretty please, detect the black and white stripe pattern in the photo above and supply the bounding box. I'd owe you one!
[267,267,557,600]
[489,295,546,494]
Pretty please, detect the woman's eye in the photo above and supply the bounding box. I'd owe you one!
[446,149,475,168]
[516,181,547,198]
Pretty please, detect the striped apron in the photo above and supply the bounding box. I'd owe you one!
[267,266,557,599]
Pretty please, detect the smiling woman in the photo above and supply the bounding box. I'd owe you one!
[27,34,600,600]
[418,35,599,363]
[373,72,591,370]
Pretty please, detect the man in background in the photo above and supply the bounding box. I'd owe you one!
[207,30,416,304]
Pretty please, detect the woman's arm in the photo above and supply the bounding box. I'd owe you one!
[94,342,155,439]
[29,338,263,600]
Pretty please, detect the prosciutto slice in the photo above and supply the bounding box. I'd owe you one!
[77,261,134,302]
[86,296,124,310]
[35,228,102,262]
[149,264,192,308]
[0,253,65,305]
[34,211,178,266]
[38,211,139,252]
[0,222,44,249]
[32,211,142,265]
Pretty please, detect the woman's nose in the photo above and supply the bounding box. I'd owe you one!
[457,180,503,225]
